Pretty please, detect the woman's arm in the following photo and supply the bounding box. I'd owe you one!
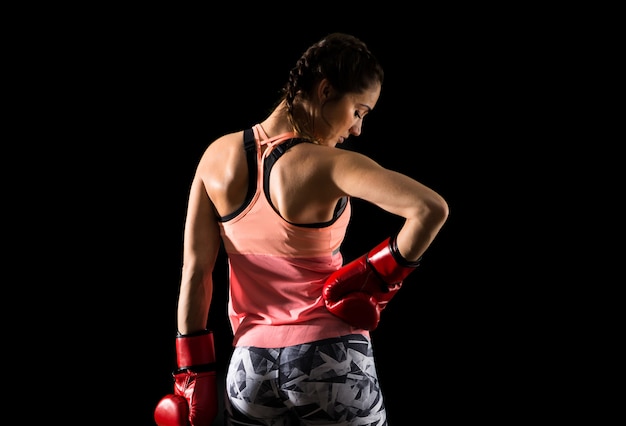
[329,149,449,262]
[176,172,222,335]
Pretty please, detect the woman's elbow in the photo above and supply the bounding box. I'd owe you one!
[424,194,449,228]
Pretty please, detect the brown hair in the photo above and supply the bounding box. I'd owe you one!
[280,33,384,142]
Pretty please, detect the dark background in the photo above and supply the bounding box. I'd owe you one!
[41,9,578,425]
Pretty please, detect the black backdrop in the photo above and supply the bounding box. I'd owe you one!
[63,13,553,425]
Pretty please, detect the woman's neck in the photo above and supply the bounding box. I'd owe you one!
[259,102,297,139]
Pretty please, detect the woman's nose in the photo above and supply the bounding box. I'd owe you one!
[350,122,362,136]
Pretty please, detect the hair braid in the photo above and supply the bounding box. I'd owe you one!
[280,33,383,143]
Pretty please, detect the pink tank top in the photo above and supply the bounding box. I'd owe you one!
[218,124,368,347]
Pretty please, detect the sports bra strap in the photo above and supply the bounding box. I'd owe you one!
[243,128,257,202]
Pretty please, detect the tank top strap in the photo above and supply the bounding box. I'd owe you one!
[252,124,296,159]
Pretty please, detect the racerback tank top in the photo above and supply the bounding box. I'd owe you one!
[218,124,367,347]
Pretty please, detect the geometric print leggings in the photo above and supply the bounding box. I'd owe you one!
[225,334,388,425]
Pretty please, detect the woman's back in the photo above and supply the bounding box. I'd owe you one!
[210,124,363,348]
[199,128,349,226]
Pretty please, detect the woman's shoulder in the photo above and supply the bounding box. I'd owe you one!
[198,130,247,172]
[206,130,245,152]
[288,142,377,169]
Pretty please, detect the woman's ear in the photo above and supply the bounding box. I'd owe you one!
[318,78,331,100]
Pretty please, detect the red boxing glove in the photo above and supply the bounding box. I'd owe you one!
[322,237,421,330]
[154,330,218,426]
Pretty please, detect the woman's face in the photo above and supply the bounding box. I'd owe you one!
[315,82,381,147]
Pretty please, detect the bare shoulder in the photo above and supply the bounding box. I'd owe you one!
[194,130,250,216]
[277,143,383,196]
[289,142,379,168]
[194,131,243,173]
[202,130,244,160]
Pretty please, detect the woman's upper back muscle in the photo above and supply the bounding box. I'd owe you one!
[198,129,444,230]
[269,143,348,224]
[269,140,443,227]
[198,132,348,224]
[197,131,250,218]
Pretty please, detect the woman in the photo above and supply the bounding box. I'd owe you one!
[155,32,449,425]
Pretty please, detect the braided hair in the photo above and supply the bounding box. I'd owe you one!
[280,33,384,143]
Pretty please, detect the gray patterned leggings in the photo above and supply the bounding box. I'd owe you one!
[225,334,388,425]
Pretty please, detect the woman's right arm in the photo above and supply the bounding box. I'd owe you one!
[176,147,223,335]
